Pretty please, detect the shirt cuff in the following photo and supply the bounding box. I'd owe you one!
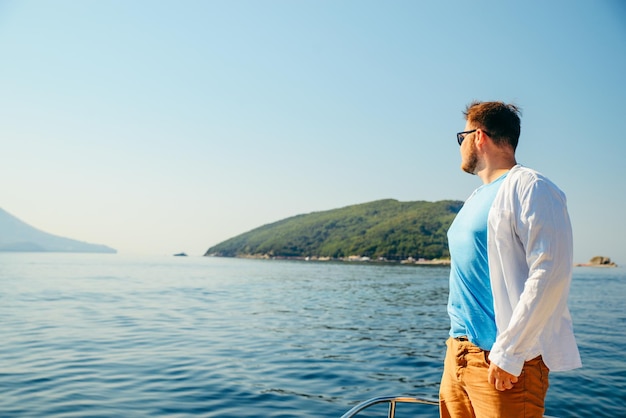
[488,345,525,377]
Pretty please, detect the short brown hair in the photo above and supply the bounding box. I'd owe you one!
[464,101,521,151]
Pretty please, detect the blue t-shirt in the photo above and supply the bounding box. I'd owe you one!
[447,174,507,350]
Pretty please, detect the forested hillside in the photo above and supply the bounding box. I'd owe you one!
[205,199,463,261]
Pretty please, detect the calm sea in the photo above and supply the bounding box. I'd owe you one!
[0,254,624,417]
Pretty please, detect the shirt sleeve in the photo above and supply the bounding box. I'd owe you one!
[488,176,574,376]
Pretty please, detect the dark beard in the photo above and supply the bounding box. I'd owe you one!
[461,141,478,175]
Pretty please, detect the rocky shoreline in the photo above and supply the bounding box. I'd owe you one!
[575,256,617,267]
[208,253,451,266]
[210,253,618,268]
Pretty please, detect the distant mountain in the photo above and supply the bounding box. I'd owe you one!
[0,208,116,253]
[205,199,463,261]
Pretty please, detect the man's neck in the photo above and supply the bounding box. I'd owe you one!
[477,162,516,184]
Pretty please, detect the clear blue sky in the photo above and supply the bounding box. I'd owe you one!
[1,0,625,263]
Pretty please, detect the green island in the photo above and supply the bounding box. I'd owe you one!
[204,199,463,264]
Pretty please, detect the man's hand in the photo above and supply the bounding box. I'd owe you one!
[487,362,519,391]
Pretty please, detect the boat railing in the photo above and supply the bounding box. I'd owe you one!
[340,395,438,418]
[340,395,558,418]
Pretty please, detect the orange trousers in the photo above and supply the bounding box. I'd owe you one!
[439,337,549,418]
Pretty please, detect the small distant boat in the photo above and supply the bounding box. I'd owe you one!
[173,252,188,257]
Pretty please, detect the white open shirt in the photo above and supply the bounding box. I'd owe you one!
[487,165,582,376]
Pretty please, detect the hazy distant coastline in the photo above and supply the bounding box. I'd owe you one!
[0,208,116,254]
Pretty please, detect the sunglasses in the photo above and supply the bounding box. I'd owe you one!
[456,129,491,146]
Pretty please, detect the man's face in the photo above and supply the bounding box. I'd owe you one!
[460,122,479,175]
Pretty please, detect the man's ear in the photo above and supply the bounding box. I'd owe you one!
[474,129,487,149]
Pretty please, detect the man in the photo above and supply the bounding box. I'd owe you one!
[439,101,582,418]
